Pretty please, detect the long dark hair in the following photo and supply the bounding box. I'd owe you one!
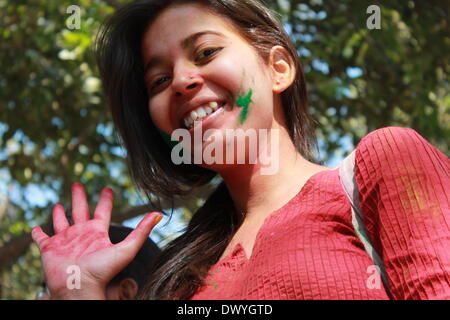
[96,0,319,299]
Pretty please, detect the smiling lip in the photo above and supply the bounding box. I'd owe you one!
[186,101,229,132]
[178,99,227,129]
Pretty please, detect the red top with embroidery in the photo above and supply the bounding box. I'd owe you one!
[190,127,450,300]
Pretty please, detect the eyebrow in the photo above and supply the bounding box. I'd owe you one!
[143,30,225,75]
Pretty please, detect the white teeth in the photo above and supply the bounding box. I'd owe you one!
[184,117,194,128]
[196,107,206,118]
[190,110,198,121]
[209,101,218,110]
[183,101,224,129]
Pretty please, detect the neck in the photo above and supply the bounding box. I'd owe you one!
[218,124,329,223]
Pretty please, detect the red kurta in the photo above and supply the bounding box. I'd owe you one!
[190,127,450,300]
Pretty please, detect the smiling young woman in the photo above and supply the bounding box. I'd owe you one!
[95,0,332,299]
[31,0,450,300]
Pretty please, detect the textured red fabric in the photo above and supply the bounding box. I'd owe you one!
[190,127,450,300]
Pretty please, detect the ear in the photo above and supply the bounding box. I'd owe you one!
[268,45,296,94]
[118,278,139,300]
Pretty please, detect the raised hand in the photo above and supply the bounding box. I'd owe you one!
[31,183,162,299]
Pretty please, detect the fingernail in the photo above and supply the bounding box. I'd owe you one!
[154,215,162,225]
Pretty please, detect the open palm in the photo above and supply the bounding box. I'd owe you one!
[31,183,161,299]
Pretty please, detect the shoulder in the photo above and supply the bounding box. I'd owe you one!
[354,126,428,166]
[357,126,423,152]
[353,126,448,181]
[354,127,423,183]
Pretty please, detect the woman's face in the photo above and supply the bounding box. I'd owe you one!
[141,3,278,166]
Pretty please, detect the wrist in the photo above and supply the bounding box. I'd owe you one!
[50,283,107,300]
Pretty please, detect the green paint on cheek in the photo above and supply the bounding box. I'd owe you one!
[236,88,253,124]
[157,128,179,149]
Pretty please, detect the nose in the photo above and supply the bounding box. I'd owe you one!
[171,63,203,97]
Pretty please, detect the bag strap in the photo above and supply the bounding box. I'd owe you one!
[338,150,392,297]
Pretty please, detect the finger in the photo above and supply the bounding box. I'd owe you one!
[71,182,90,224]
[114,212,162,256]
[31,226,50,249]
[93,187,113,226]
[53,204,69,234]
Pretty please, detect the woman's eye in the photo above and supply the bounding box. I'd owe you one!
[195,47,222,62]
[151,76,170,90]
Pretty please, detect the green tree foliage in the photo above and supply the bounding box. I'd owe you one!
[270,0,449,159]
[0,0,448,299]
